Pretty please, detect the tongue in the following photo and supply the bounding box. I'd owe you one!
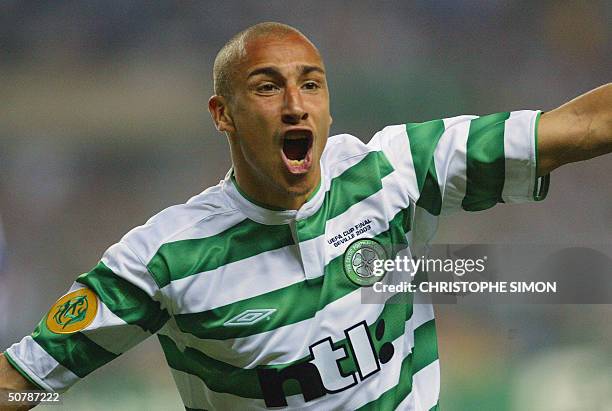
[284,139,307,160]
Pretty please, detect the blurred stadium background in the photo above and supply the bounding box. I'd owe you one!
[1,1,611,410]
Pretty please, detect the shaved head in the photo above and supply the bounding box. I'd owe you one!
[213,22,321,100]
[207,21,331,210]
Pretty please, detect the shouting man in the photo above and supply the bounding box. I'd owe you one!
[1,22,611,411]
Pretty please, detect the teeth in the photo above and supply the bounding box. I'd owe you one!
[288,159,305,166]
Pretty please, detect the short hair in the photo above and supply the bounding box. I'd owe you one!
[213,22,318,99]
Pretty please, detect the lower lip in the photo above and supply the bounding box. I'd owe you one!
[281,144,313,175]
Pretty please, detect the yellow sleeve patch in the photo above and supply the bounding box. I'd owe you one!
[45,288,99,334]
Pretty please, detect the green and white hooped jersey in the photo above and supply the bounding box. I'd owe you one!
[5,110,549,410]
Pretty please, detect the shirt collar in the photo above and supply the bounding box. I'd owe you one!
[222,167,326,225]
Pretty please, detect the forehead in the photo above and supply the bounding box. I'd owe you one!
[238,34,324,77]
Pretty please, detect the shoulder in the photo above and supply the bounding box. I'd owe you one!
[322,133,375,169]
[323,126,413,164]
[321,131,402,183]
[116,180,243,265]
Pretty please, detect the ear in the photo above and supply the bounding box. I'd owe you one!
[208,95,236,133]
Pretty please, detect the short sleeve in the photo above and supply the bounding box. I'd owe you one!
[369,110,550,216]
[3,241,169,392]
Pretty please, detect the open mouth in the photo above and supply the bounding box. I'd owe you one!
[281,130,314,174]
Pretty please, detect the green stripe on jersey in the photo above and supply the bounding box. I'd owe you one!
[32,320,117,378]
[160,292,414,400]
[356,319,438,411]
[412,319,438,373]
[159,333,262,398]
[462,112,510,211]
[147,220,294,288]
[298,150,395,241]
[356,351,413,411]
[405,120,445,216]
[77,262,169,333]
[174,207,411,340]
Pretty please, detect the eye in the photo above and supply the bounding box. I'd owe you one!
[256,83,279,93]
[302,81,321,90]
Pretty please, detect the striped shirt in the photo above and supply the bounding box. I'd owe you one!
[5,110,549,410]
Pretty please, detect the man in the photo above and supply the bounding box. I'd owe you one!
[0,22,610,411]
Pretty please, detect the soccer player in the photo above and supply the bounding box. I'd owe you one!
[1,22,610,410]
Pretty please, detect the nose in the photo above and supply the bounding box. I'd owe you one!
[281,86,308,124]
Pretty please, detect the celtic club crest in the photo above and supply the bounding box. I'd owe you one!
[343,238,387,286]
[46,288,98,334]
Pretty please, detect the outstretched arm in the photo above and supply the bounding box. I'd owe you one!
[0,353,36,411]
[538,83,612,176]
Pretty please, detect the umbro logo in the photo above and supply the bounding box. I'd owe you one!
[223,309,277,327]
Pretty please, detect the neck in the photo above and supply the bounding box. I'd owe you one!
[232,170,320,211]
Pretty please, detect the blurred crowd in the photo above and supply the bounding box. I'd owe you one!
[1,1,611,409]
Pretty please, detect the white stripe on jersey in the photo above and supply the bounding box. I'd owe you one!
[163,244,305,314]
[437,115,475,214]
[6,336,79,392]
[502,110,539,203]
[174,288,385,368]
[369,125,420,205]
[395,359,440,411]
[101,242,160,299]
[121,188,246,267]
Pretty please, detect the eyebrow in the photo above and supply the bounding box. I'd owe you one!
[247,65,325,80]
